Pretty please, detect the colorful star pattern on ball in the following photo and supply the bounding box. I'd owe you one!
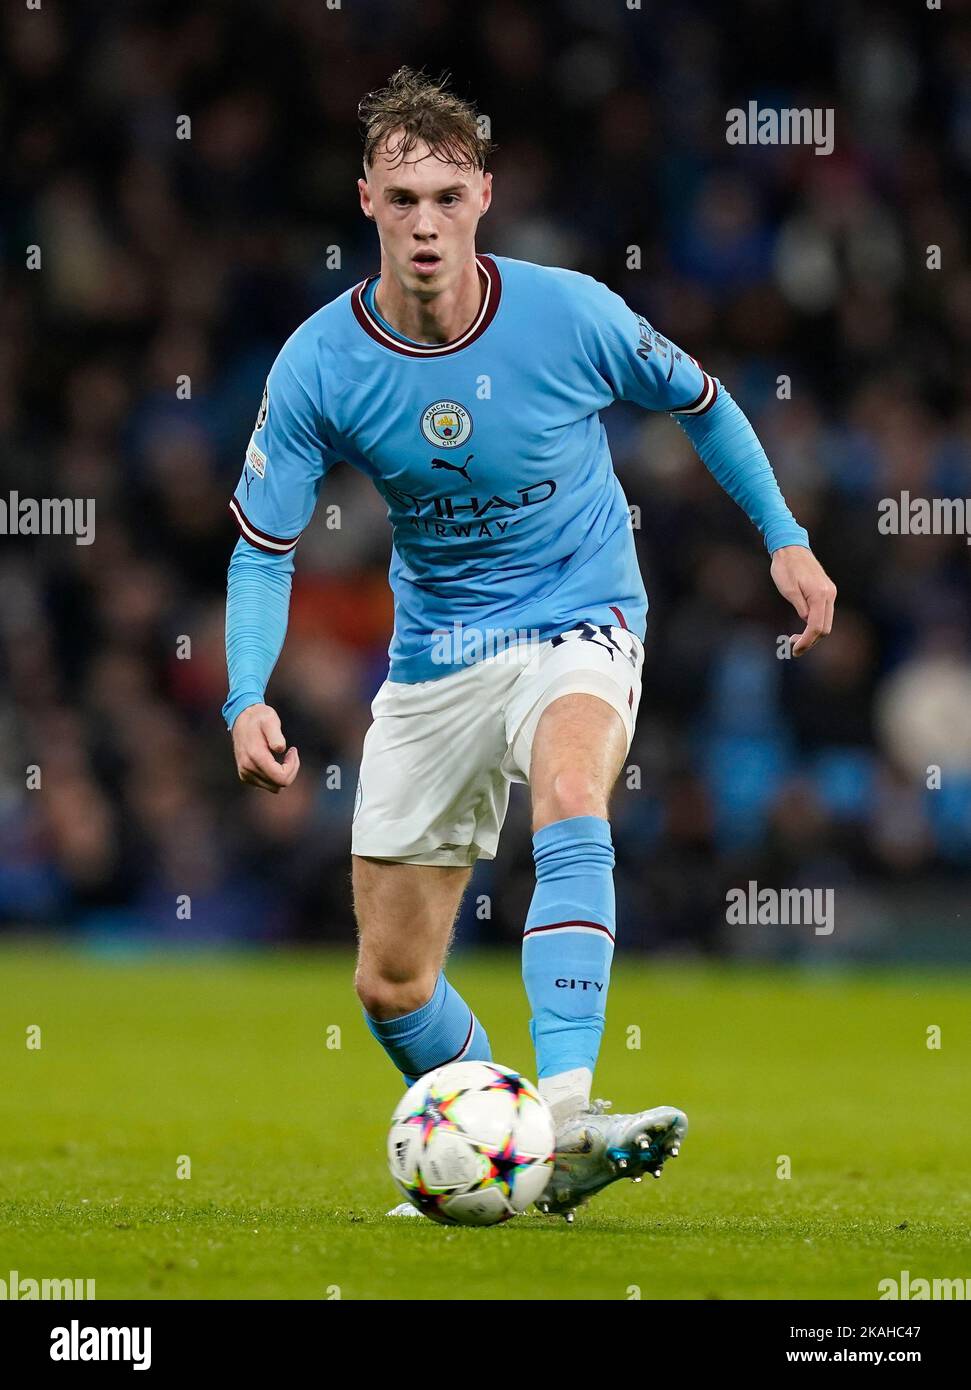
[485,1131,531,1198]
[401,1086,465,1145]
[482,1069,531,1104]
[429,1085,470,1121]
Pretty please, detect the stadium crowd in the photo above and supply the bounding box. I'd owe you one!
[2,1,969,952]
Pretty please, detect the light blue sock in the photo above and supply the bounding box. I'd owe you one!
[364,972,491,1086]
[522,816,615,1083]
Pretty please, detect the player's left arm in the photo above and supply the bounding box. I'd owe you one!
[674,391,836,657]
[581,277,836,656]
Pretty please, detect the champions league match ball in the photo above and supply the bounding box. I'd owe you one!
[387,1061,556,1225]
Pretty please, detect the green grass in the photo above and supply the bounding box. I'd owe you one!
[1,944,969,1300]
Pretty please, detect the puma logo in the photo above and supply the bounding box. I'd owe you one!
[431,454,474,483]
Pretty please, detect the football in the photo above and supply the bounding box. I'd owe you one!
[387,1061,556,1225]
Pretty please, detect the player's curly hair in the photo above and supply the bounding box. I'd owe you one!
[358,66,493,172]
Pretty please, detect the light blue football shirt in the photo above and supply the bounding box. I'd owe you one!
[228,254,806,688]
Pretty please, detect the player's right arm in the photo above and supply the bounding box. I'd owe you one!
[223,330,336,791]
[226,543,300,794]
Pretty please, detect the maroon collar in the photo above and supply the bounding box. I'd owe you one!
[350,254,502,358]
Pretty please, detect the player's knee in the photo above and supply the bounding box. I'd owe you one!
[355,967,438,1022]
[532,768,606,830]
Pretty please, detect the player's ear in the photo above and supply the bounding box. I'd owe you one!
[479,171,493,216]
[358,177,374,219]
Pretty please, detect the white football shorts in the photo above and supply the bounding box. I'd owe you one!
[351,622,644,866]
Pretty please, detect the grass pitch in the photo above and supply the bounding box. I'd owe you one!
[1,943,969,1301]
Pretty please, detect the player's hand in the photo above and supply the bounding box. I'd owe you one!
[231,703,300,793]
[770,545,837,658]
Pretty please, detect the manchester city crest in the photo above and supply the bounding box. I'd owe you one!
[420,399,472,449]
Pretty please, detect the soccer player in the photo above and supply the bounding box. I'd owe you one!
[223,68,836,1220]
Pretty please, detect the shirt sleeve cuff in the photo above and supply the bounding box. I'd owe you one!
[763,521,811,554]
[222,690,266,732]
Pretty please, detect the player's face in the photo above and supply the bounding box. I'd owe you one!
[358,135,492,295]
